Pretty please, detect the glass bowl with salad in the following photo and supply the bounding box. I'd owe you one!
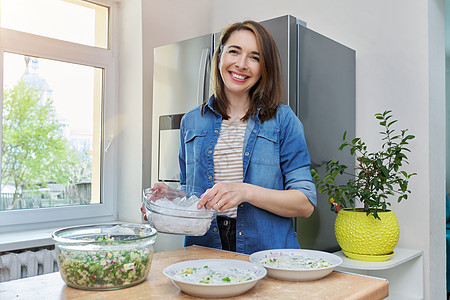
[52,223,157,290]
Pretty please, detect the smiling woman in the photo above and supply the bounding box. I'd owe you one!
[0,0,118,234]
[147,20,317,255]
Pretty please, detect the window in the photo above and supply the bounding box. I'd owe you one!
[1,0,108,48]
[0,0,118,232]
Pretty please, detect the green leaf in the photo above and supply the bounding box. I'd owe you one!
[351,138,361,145]
[376,159,383,168]
[373,179,379,189]
[388,120,398,127]
[381,166,389,177]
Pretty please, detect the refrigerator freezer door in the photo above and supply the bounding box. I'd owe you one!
[260,15,298,111]
[153,34,213,117]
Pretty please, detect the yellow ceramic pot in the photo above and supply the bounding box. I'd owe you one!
[334,208,399,261]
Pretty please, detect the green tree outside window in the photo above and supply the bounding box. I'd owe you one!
[2,79,88,209]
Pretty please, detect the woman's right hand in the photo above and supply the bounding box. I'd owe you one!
[141,182,169,221]
[140,202,148,221]
[144,182,186,201]
[144,182,170,202]
[141,183,187,221]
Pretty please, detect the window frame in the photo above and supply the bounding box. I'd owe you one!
[0,0,119,233]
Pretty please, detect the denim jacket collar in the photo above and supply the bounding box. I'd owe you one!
[203,96,218,115]
[204,95,262,121]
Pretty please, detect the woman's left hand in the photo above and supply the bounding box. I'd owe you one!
[198,182,248,211]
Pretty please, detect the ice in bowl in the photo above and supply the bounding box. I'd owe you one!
[143,187,217,236]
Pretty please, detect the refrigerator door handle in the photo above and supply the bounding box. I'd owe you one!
[197,48,210,105]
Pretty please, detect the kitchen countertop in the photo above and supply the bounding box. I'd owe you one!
[0,245,389,299]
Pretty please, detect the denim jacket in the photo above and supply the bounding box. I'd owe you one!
[179,96,317,255]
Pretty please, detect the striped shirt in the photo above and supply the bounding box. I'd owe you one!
[213,119,247,218]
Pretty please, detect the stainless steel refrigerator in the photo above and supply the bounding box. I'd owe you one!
[151,15,355,253]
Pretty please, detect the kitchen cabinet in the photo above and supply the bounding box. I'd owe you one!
[0,245,388,299]
[334,247,423,300]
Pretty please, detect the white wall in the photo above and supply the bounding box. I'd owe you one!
[117,0,144,222]
[428,1,446,299]
[124,0,445,298]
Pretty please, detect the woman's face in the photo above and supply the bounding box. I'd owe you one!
[219,29,262,100]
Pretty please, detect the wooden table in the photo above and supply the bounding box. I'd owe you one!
[0,246,389,299]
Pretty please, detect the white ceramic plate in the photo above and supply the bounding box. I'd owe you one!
[163,259,266,298]
[249,249,342,281]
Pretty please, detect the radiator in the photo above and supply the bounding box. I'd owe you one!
[0,248,59,282]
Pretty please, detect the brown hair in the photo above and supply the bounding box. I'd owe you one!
[202,20,283,123]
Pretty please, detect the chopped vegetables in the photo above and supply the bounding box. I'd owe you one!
[170,265,257,284]
[57,246,153,289]
[95,235,114,241]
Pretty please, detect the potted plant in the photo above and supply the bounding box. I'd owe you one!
[311,110,416,261]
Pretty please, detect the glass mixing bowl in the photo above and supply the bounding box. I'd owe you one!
[143,188,216,236]
[52,223,157,290]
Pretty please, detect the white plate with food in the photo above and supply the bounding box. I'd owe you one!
[249,249,342,281]
[163,259,266,298]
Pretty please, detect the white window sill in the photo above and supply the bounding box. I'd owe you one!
[0,221,127,252]
[0,227,58,252]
